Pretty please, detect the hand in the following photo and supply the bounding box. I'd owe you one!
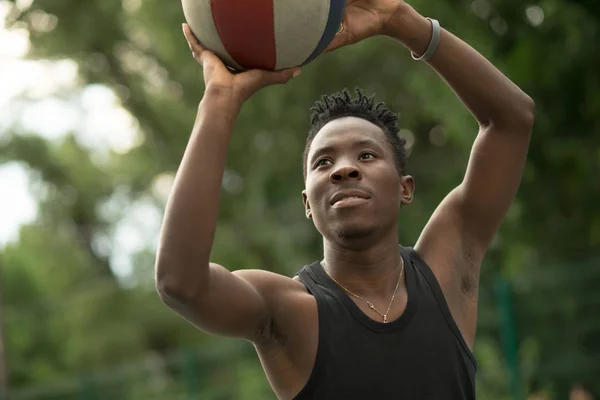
[182,24,301,104]
[326,0,408,52]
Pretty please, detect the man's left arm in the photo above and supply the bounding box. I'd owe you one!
[390,5,535,344]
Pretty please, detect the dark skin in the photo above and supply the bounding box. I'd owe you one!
[155,1,535,399]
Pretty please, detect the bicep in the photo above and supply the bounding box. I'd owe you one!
[162,263,273,342]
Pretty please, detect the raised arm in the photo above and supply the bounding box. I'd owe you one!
[390,6,535,250]
[155,25,300,342]
[392,5,534,344]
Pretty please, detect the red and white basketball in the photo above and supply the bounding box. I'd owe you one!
[181,0,346,71]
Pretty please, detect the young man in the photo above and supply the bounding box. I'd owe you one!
[155,0,535,398]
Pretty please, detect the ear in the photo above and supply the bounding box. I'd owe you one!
[399,175,415,205]
[302,190,312,219]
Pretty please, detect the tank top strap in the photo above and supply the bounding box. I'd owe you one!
[403,247,477,370]
[296,261,347,326]
[294,262,337,398]
[296,261,324,296]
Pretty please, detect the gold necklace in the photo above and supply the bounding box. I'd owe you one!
[322,258,405,323]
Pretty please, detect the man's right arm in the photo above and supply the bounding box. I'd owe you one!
[155,25,300,343]
[155,90,271,342]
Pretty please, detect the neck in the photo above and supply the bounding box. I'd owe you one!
[322,230,404,298]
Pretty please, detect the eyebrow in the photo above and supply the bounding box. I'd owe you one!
[309,139,383,165]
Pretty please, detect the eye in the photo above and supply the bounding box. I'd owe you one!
[315,158,332,168]
[359,152,376,160]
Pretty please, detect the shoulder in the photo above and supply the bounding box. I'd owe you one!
[234,268,316,343]
[233,268,309,299]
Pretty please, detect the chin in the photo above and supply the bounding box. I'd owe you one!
[335,224,377,242]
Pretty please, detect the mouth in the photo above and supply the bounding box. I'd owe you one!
[330,190,371,207]
[331,196,370,208]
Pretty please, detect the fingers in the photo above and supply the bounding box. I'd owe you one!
[182,23,226,73]
[182,23,212,65]
[182,24,203,54]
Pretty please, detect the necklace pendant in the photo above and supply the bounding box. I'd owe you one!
[383,315,387,323]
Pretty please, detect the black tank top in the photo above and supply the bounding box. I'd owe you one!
[293,246,477,399]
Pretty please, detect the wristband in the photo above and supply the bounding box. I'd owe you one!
[412,18,441,62]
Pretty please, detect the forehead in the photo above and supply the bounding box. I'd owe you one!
[308,117,387,158]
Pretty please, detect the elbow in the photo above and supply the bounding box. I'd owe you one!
[156,273,176,305]
[512,93,536,130]
[155,259,207,308]
[155,274,194,311]
[519,95,536,129]
[155,266,181,308]
[484,95,535,133]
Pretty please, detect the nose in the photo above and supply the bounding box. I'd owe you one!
[330,164,362,183]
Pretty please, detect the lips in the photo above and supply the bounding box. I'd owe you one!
[330,190,371,205]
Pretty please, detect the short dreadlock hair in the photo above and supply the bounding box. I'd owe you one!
[303,88,407,179]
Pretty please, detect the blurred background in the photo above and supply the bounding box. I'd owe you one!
[0,0,599,398]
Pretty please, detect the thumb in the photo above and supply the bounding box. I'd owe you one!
[244,67,302,90]
[260,67,303,86]
[237,67,302,101]
[324,27,353,53]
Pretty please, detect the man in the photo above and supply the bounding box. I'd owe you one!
[155,0,535,398]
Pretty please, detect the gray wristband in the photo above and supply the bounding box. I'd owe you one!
[412,18,441,62]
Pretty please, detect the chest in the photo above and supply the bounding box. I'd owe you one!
[302,323,475,399]
[296,286,475,397]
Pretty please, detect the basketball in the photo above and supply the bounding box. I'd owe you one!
[181,0,346,71]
